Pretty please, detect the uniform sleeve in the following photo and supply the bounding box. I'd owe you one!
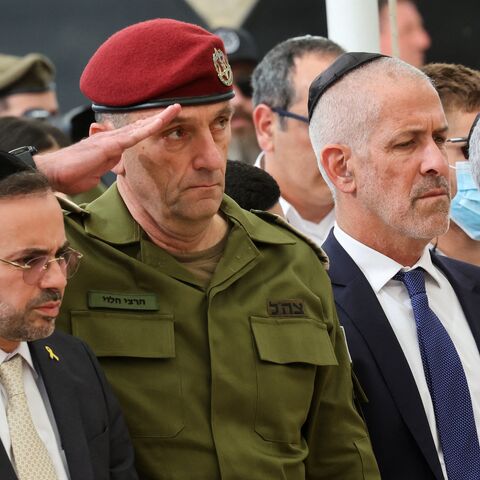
[303,269,380,480]
[80,340,139,480]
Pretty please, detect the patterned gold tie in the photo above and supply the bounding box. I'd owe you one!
[0,354,58,480]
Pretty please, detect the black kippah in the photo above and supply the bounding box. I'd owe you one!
[0,150,35,181]
[308,52,388,121]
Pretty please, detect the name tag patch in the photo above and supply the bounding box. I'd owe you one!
[88,291,159,311]
[267,299,305,316]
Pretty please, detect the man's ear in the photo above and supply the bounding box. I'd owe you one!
[253,104,275,152]
[320,144,356,193]
[89,122,109,136]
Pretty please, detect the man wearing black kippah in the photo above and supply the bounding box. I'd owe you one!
[33,18,379,480]
[309,52,480,480]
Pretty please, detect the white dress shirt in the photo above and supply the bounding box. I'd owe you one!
[255,152,335,246]
[0,343,70,479]
[334,225,480,480]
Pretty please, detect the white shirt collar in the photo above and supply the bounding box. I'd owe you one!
[0,342,37,378]
[334,223,443,293]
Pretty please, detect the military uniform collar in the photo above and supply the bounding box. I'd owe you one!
[83,183,140,244]
[82,184,296,246]
[220,195,296,245]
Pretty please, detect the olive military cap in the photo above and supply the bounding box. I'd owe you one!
[0,53,55,97]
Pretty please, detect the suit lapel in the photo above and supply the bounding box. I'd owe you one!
[0,444,17,479]
[29,335,94,480]
[432,254,480,350]
[323,232,444,479]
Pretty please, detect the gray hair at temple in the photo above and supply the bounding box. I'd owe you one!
[309,56,431,197]
[470,118,480,190]
[251,35,344,128]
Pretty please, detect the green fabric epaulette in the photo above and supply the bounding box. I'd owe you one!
[251,209,330,269]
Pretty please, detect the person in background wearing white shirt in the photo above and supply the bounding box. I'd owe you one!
[309,52,480,480]
[0,153,137,480]
[251,36,344,246]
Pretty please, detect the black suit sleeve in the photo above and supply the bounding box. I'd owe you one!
[78,339,139,480]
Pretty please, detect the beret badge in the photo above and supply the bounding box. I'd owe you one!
[213,48,233,87]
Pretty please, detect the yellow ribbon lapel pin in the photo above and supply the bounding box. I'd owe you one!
[45,346,60,361]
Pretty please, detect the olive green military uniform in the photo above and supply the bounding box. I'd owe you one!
[56,185,379,480]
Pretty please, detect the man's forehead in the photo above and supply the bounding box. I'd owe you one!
[0,192,62,224]
[0,194,65,253]
[132,101,234,124]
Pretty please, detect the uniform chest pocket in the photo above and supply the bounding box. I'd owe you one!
[71,311,184,438]
[250,316,338,444]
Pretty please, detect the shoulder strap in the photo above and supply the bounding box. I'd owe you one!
[251,209,330,269]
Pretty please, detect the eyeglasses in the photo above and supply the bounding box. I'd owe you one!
[446,112,480,160]
[445,137,469,160]
[271,107,309,124]
[0,248,83,286]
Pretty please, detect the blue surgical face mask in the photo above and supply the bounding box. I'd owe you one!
[450,161,480,240]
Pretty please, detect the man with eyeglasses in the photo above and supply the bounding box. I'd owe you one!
[0,152,138,479]
[252,36,345,246]
[310,52,480,480]
[214,27,261,165]
[421,63,480,266]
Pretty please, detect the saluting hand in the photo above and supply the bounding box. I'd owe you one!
[33,104,181,194]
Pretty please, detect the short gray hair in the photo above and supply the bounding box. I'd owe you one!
[252,35,345,115]
[470,120,480,190]
[309,56,432,195]
[94,112,130,128]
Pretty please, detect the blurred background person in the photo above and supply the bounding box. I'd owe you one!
[252,35,344,246]
[214,27,260,165]
[0,53,58,119]
[0,115,107,203]
[0,116,69,153]
[224,159,283,216]
[378,0,431,67]
[422,63,480,265]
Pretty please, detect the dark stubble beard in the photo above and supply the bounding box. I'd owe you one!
[0,289,62,343]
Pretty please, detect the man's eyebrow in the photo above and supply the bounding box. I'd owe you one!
[9,247,48,259]
[56,241,71,254]
[216,105,235,117]
[433,125,449,135]
[10,241,70,259]
[393,124,449,136]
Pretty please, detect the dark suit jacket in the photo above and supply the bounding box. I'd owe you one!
[323,231,480,480]
[0,331,138,480]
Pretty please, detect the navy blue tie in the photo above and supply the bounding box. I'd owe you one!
[395,268,480,480]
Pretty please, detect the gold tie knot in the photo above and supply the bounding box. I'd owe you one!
[0,355,24,398]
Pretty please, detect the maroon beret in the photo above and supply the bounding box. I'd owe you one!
[80,19,235,112]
